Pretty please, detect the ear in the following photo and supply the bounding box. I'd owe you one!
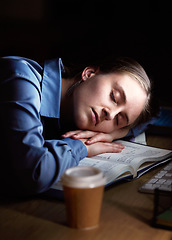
[81,66,99,81]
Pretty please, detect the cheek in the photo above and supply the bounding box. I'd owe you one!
[74,83,95,104]
[82,79,108,103]
[95,121,118,133]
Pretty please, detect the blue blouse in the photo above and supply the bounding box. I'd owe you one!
[0,56,87,196]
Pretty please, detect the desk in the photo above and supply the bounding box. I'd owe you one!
[0,135,172,240]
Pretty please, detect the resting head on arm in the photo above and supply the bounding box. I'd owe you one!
[60,57,152,155]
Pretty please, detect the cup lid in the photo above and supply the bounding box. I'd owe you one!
[61,166,106,188]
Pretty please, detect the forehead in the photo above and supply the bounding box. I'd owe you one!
[109,72,143,92]
[109,72,135,83]
[111,73,147,123]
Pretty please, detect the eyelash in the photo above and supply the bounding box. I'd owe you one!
[116,114,119,126]
[111,90,125,127]
[111,91,118,125]
[111,91,117,103]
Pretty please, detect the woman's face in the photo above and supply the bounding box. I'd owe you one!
[71,68,147,133]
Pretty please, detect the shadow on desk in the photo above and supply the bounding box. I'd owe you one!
[0,178,153,229]
[107,196,152,224]
[105,179,155,223]
[0,194,68,227]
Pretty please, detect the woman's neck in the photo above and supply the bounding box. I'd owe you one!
[61,77,75,102]
[60,77,76,131]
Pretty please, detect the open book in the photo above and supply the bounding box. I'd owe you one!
[51,140,172,191]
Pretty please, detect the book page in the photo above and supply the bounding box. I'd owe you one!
[118,141,172,174]
[51,141,136,190]
[51,140,172,190]
[78,141,145,184]
[79,156,134,184]
[79,140,172,180]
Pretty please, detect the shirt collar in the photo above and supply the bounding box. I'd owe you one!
[40,58,64,118]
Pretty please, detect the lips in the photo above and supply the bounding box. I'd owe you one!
[91,108,99,126]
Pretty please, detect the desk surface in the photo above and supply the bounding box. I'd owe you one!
[0,134,172,240]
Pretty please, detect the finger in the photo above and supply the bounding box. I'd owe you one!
[87,142,125,157]
[70,130,98,140]
[62,130,82,138]
[104,142,125,151]
[85,133,113,145]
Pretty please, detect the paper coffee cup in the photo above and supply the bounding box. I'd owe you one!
[61,166,106,230]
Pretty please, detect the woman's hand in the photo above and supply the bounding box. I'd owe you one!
[62,128,130,157]
[80,139,125,157]
[62,127,129,145]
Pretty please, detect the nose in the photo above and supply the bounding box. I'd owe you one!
[103,107,119,121]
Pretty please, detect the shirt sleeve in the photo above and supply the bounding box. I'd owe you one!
[0,58,87,196]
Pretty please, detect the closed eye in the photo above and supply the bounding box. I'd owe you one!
[110,91,117,104]
[116,114,119,126]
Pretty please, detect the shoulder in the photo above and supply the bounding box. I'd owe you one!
[0,56,43,83]
[0,56,43,92]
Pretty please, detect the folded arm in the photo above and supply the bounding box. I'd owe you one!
[62,127,130,144]
[0,58,87,196]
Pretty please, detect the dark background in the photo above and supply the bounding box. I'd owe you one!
[0,0,171,105]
